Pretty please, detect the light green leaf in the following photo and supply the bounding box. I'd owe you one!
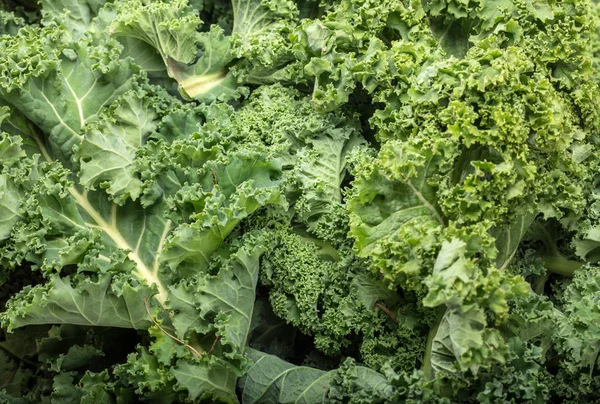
[423,239,475,308]
[0,28,137,163]
[348,142,445,288]
[295,123,363,230]
[491,213,535,270]
[241,348,333,404]
[231,0,297,38]
[77,86,174,204]
[109,0,201,66]
[160,153,284,276]
[165,239,267,401]
[0,9,26,36]
[0,175,22,241]
[171,359,237,402]
[40,0,108,38]
[167,25,238,102]
[430,307,506,375]
[110,0,238,102]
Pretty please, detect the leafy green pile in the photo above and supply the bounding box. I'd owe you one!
[1,0,600,402]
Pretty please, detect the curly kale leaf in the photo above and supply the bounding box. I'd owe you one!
[109,0,299,102]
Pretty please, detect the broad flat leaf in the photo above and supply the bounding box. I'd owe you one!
[2,274,155,331]
[241,348,333,404]
[171,359,237,403]
[240,349,388,404]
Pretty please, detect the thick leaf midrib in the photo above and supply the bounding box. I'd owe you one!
[31,130,169,304]
[68,188,169,302]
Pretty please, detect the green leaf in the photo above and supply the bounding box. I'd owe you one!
[111,0,300,102]
[113,347,180,403]
[166,25,238,102]
[241,348,333,403]
[167,238,265,343]
[0,104,175,306]
[110,0,238,102]
[231,0,297,38]
[109,0,202,66]
[422,238,476,308]
[247,298,296,359]
[50,345,105,372]
[160,153,284,276]
[143,238,269,402]
[1,274,155,331]
[171,359,237,403]
[0,27,138,163]
[240,349,390,404]
[40,0,108,38]
[50,371,114,404]
[430,307,507,375]
[348,142,445,288]
[491,213,535,270]
[0,174,22,242]
[77,85,175,204]
[428,17,472,58]
[294,121,363,230]
[0,351,31,398]
[0,10,27,36]
[554,265,600,373]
